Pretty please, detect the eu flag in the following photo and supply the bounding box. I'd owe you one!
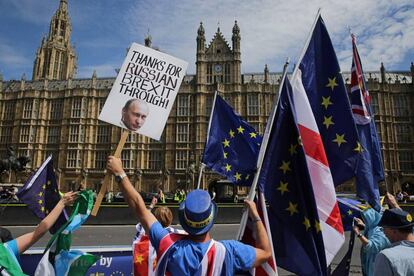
[202,94,262,186]
[350,34,384,211]
[17,156,67,234]
[337,197,363,232]
[332,197,364,276]
[298,16,359,185]
[258,78,327,275]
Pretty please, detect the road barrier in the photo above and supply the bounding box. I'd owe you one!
[0,203,245,225]
[2,203,413,225]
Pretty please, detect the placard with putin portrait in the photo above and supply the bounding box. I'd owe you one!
[99,43,188,140]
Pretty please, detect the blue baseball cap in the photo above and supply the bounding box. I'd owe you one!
[178,189,217,235]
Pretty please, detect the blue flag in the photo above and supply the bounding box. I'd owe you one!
[17,156,67,234]
[337,197,363,231]
[258,78,327,275]
[350,34,384,211]
[202,94,262,186]
[298,16,359,185]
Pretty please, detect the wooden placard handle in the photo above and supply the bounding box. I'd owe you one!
[91,130,129,216]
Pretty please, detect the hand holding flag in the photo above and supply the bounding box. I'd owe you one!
[35,190,99,276]
[241,192,277,276]
[16,156,68,234]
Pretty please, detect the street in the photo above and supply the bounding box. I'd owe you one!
[7,224,363,275]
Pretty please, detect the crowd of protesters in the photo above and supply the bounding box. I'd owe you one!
[0,185,19,202]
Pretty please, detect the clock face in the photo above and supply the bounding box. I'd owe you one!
[214,64,222,73]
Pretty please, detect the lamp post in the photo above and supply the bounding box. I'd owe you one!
[134,169,143,191]
[56,168,62,190]
[190,163,195,190]
[81,168,88,189]
[164,168,170,192]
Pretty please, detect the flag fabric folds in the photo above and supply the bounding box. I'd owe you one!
[240,192,277,276]
[202,94,262,186]
[330,231,356,276]
[133,224,157,276]
[0,243,27,276]
[337,197,363,232]
[332,197,365,276]
[297,16,359,186]
[257,77,328,276]
[291,16,345,265]
[133,224,186,276]
[16,156,67,234]
[34,190,99,276]
[350,34,384,211]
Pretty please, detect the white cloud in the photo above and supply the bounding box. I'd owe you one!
[2,0,412,80]
[124,0,414,73]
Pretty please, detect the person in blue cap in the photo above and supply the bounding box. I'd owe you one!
[373,208,414,276]
[107,156,271,275]
[352,193,400,276]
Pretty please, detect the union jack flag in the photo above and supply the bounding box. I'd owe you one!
[240,192,277,276]
[350,34,384,211]
[350,34,371,124]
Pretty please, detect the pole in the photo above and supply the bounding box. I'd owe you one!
[91,130,129,216]
[236,59,290,240]
[292,8,321,80]
[196,91,219,190]
[196,163,205,189]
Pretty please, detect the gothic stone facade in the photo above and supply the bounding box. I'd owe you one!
[1,0,413,194]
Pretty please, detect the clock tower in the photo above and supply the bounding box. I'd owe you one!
[196,21,241,91]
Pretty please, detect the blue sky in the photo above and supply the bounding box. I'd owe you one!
[0,0,413,80]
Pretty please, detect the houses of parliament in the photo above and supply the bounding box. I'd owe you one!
[1,0,413,195]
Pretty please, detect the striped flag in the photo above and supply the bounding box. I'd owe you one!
[34,190,99,276]
[240,192,277,276]
[291,15,345,265]
[133,224,157,276]
[133,224,186,276]
[291,14,346,264]
[296,15,359,187]
[257,76,328,275]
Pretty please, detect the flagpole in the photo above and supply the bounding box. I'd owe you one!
[292,8,321,80]
[196,163,205,189]
[260,191,279,276]
[196,91,218,190]
[236,59,290,240]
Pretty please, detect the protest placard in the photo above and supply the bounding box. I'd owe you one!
[99,42,188,140]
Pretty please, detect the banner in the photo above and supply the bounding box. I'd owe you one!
[99,43,188,140]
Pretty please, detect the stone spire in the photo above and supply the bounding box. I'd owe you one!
[232,20,240,53]
[264,64,269,83]
[197,22,205,53]
[411,62,414,84]
[380,62,386,84]
[32,0,76,80]
[196,22,206,86]
[144,29,152,47]
[232,20,241,85]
